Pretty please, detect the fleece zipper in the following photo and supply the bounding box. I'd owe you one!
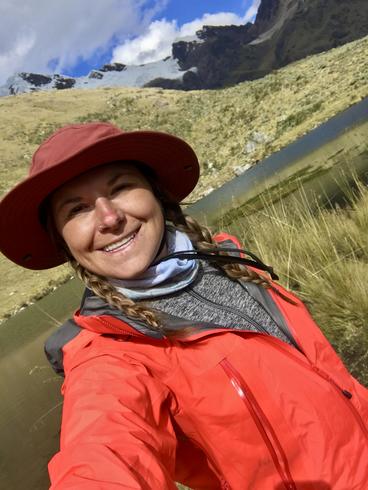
[188,289,272,336]
[240,281,300,350]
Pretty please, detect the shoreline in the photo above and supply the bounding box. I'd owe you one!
[0,272,75,325]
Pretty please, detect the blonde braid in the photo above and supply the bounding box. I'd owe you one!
[70,259,164,332]
[164,202,273,290]
[43,209,162,330]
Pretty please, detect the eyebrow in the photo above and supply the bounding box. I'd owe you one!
[107,172,126,186]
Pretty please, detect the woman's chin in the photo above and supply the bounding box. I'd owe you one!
[101,259,152,281]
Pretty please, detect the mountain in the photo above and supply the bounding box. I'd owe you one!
[0,58,195,97]
[148,0,368,89]
[1,0,367,96]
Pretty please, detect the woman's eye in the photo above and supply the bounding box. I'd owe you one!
[67,204,88,218]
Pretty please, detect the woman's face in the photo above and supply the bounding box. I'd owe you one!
[51,162,166,279]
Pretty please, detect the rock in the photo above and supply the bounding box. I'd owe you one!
[53,74,76,90]
[19,72,52,86]
[203,186,215,196]
[100,63,126,72]
[88,70,104,79]
[234,164,252,176]
[144,77,182,90]
[145,70,201,90]
[243,131,271,154]
[244,141,258,154]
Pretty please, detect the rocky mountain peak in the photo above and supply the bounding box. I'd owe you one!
[254,0,283,33]
[147,0,368,90]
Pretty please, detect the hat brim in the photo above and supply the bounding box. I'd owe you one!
[0,130,199,270]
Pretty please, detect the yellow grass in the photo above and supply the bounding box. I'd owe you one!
[224,182,368,385]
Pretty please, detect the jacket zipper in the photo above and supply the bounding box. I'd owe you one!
[188,289,271,335]
[99,312,365,431]
[97,317,151,338]
[96,314,367,437]
[220,358,297,490]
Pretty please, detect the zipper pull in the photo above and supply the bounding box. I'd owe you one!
[285,483,297,490]
[311,365,353,399]
[342,389,353,399]
[220,477,231,489]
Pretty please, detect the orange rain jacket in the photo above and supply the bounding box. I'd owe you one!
[46,234,368,490]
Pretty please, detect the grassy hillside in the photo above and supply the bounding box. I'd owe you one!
[0,35,368,320]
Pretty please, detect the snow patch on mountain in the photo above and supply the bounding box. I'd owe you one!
[76,57,195,88]
[0,57,196,96]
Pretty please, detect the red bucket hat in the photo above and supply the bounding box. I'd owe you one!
[0,122,200,270]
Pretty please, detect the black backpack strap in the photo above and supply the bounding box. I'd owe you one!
[153,249,279,280]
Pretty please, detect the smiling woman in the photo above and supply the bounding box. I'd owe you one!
[0,122,367,490]
[50,162,166,279]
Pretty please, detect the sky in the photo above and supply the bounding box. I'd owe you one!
[0,0,261,85]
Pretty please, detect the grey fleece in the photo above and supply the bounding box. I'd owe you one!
[145,261,292,345]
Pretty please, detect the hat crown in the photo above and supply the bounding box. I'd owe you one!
[30,122,122,176]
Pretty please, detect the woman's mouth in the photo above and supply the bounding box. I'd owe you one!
[103,230,138,253]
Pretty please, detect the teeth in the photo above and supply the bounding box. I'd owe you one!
[104,233,135,252]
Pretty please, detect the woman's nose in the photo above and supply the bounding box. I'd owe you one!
[95,197,124,231]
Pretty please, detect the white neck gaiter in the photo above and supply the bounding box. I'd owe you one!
[109,227,199,300]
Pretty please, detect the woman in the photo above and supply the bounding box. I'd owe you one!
[0,122,367,490]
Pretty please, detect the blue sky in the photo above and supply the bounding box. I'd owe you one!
[161,0,248,24]
[0,0,260,85]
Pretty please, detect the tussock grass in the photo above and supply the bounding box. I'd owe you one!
[225,182,368,385]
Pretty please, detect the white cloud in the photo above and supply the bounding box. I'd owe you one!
[0,0,168,85]
[0,31,35,79]
[112,19,177,66]
[112,0,261,66]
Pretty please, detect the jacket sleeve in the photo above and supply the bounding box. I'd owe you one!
[48,351,178,489]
